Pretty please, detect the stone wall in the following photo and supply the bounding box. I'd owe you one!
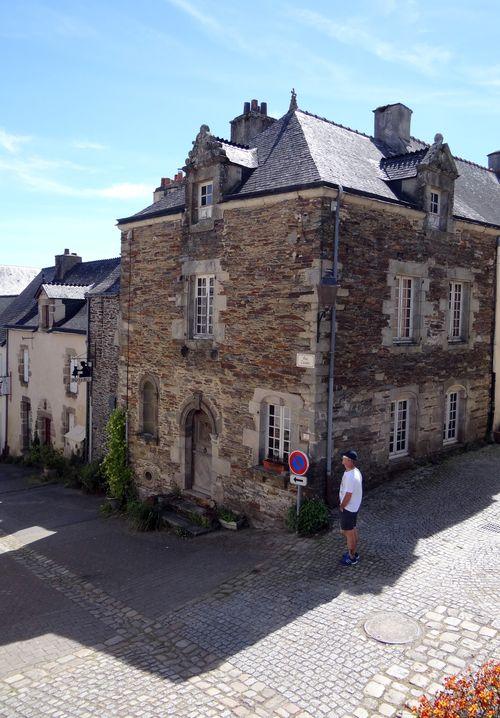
[118,190,496,524]
[331,199,495,486]
[89,295,120,460]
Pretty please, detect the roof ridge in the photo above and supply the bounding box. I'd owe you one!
[44,281,93,287]
[213,136,252,150]
[297,108,372,140]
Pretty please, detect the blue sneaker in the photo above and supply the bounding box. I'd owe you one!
[342,551,359,561]
[341,554,359,566]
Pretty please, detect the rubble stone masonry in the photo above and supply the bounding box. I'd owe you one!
[89,295,120,460]
[118,190,496,524]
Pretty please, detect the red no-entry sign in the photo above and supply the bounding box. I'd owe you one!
[288,450,309,476]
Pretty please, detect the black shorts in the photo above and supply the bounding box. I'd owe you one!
[340,509,358,531]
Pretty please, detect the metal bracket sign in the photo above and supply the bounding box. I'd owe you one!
[288,450,309,476]
[290,474,308,487]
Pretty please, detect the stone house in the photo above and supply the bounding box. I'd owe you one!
[116,95,500,525]
[0,265,40,454]
[2,250,120,457]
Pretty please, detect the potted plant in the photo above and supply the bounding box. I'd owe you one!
[263,454,287,474]
[217,507,245,530]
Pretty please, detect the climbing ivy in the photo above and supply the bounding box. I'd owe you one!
[101,408,134,505]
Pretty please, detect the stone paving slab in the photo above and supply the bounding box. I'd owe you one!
[0,446,498,716]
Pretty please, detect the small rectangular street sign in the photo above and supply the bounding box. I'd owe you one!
[296,352,315,368]
[290,474,308,487]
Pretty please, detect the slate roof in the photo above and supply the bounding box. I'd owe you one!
[40,283,93,300]
[381,150,428,180]
[119,107,500,228]
[0,257,120,343]
[0,265,39,296]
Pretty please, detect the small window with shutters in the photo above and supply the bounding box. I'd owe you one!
[141,378,159,439]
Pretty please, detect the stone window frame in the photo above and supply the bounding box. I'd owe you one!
[173,259,228,347]
[446,279,471,345]
[197,181,214,220]
[20,396,32,452]
[192,274,215,338]
[244,388,304,469]
[138,374,160,443]
[61,405,76,441]
[383,260,429,351]
[425,186,450,232]
[442,383,467,446]
[386,386,419,462]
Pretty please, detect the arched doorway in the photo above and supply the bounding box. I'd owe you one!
[189,409,213,496]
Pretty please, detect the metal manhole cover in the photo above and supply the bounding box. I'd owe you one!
[364,611,421,644]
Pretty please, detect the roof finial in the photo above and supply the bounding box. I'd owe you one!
[289,88,298,112]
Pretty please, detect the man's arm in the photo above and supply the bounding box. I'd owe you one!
[340,491,352,511]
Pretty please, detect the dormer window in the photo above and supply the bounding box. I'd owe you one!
[198,182,213,220]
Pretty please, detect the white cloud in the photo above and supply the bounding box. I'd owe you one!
[73,140,108,151]
[167,0,221,33]
[293,9,451,74]
[0,128,32,153]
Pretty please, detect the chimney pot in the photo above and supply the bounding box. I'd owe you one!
[64,248,69,255]
[55,250,82,281]
[487,151,500,173]
[373,102,413,155]
[161,177,171,188]
[243,101,250,114]
[261,102,267,116]
[251,99,258,112]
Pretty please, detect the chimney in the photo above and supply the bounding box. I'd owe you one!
[54,249,82,281]
[230,99,276,146]
[487,151,500,174]
[373,103,413,155]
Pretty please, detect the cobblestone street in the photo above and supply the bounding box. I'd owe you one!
[0,446,499,717]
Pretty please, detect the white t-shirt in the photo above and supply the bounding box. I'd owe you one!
[339,467,363,512]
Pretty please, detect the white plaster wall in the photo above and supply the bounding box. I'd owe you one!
[7,328,87,454]
[0,346,6,453]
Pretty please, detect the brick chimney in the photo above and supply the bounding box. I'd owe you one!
[153,172,184,202]
[54,249,82,281]
[488,151,500,174]
[230,99,276,146]
[373,103,413,155]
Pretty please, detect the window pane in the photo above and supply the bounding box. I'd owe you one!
[194,276,214,337]
[444,391,458,443]
[267,404,291,461]
[389,400,408,456]
[397,277,413,339]
[449,282,462,339]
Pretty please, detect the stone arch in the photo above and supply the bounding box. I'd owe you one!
[178,392,221,496]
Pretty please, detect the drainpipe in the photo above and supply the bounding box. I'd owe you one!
[86,294,92,462]
[326,186,343,505]
[491,236,500,436]
[125,230,133,457]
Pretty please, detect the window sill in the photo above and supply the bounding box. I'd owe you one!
[389,451,409,461]
[443,439,458,447]
[392,339,417,346]
[447,338,467,345]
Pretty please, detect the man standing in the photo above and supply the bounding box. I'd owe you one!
[339,450,363,566]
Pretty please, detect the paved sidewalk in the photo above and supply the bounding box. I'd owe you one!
[0,447,499,717]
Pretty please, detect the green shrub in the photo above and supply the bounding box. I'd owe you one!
[217,506,238,522]
[79,461,106,494]
[101,408,135,505]
[286,497,329,536]
[126,500,162,532]
[100,501,116,517]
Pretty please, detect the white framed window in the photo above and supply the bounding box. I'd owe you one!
[69,358,78,394]
[389,399,409,457]
[193,275,214,338]
[198,182,213,219]
[430,190,440,215]
[267,404,291,463]
[396,276,414,341]
[23,349,29,384]
[448,281,463,340]
[443,391,459,444]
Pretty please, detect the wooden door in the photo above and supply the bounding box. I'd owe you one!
[192,410,212,496]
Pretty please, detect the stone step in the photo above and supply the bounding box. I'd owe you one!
[161,510,214,537]
[163,496,218,528]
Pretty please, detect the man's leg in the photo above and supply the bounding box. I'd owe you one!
[346,529,357,558]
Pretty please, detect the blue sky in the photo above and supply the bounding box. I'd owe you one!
[1,0,499,269]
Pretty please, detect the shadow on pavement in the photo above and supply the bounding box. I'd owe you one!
[0,447,498,683]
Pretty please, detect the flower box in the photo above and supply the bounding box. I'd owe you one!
[263,458,287,474]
